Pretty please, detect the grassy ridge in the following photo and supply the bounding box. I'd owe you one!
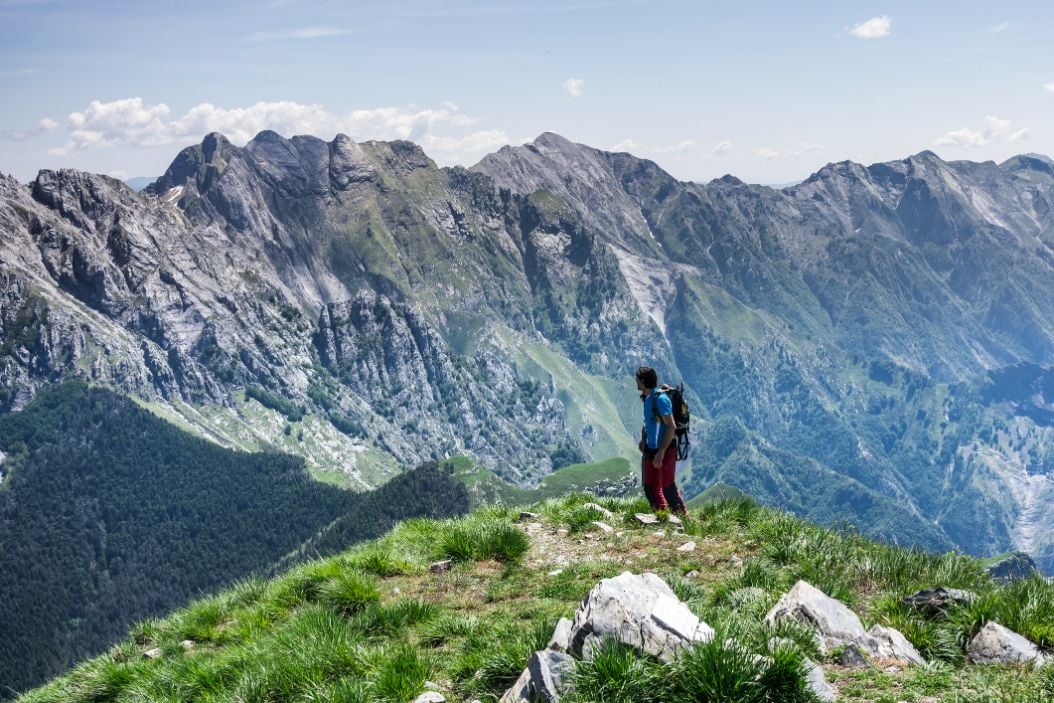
[18,494,1054,703]
[453,455,635,507]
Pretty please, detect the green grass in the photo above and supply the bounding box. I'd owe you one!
[452,455,635,507]
[18,495,1054,703]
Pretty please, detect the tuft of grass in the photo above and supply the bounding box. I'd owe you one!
[345,545,416,577]
[352,599,439,638]
[318,571,381,616]
[452,619,553,698]
[567,640,668,703]
[440,516,530,564]
[670,635,815,703]
[370,645,431,703]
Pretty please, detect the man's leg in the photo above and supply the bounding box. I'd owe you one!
[642,450,668,511]
[659,450,687,515]
[641,452,656,508]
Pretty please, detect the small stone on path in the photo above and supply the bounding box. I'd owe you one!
[676,541,697,552]
[430,559,454,574]
[413,693,446,703]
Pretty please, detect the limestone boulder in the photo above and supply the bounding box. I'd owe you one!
[498,650,575,703]
[547,617,573,652]
[868,625,926,665]
[763,580,875,654]
[569,571,714,662]
[967,622,1047,666]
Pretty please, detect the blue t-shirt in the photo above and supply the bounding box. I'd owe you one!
[643,390,673,450]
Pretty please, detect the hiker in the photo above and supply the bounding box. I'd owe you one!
[635,366,688,515]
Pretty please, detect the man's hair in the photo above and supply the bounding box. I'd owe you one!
[635,366,658,389]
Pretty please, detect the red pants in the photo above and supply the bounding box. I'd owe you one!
[641,447,687,514]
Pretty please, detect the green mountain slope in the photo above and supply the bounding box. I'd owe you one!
[18,495,1054,703]
[0,383,469,696]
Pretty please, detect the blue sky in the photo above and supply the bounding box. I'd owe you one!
[1,0,1052,184]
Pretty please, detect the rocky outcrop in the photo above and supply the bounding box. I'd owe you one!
[985,552,1040,582]
[568,571,714,662]
[868,625,926,665]
[902,587,977,617]
[967,622,1048,666]
[499,650,575,703]
[765,581,923,664]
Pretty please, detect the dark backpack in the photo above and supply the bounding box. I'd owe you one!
[641,383,691,461]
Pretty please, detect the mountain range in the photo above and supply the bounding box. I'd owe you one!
[2,131,1054,576]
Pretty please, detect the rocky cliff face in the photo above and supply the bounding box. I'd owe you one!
[3,131,1054,569]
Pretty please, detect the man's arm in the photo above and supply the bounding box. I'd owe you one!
[653,413,676,467]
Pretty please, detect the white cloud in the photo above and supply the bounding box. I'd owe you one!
[713,140,732,156]
[248,27,348,41]
[1,115,65,141]
[1008,127,1031,142]
[654,139,695,154]
[990,21,1011,33]
[563,78,585,97]
[0,68,36,76]
[934,116,1031,148]
[1045,82,1054,94]
[755,142,823,160]
[107,169,128,179]
[611,138,639,152]
[935,128,986,148]
[849,15,892,39]
[46,98,489,157]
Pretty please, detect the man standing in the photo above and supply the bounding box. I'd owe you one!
[635,366,688,515]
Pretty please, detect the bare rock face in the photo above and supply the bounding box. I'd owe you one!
[568,571,714,662]
[764,581,875,655]
[547,617,573,652]
[985,552,1040,583]
[499,650,575,703]
[765,581,924,665]
[902,587,976,618]
[868,624,926,665]
[967,622,1048,666]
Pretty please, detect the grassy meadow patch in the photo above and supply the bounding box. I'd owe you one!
[18,495,1054,703]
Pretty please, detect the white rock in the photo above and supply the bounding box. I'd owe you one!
[591,521,614,533]
[967,621,1047,666]
[528,650,575,702]
[413,693,446,703]
[869,624,926,665]
[547,617,573,652]
[764,580,877,655]
[676,541,697,552]
[143,647,162,659]
[804,658,837,702]
[499,650,575,703]
[569,571,714,662]
[499,667,532,703]
[634,512,660,525]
